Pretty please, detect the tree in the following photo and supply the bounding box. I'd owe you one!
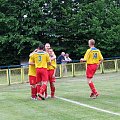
[0,0,120,65]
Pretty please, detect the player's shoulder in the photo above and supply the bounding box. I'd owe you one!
[44,51,49,55]
[29,51,37,57]
[86,48,91,52]
[91,47,100,51]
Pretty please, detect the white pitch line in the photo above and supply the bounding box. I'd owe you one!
[56,96,120,116]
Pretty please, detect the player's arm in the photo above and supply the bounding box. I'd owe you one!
[29,54,35,65]
[95,50,103,69]
[98,50,104,65]
[52,69,56,78]
[52,61,57,78]
[29,62,35,65]
[80,49,90,62]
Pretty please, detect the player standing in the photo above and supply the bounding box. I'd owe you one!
[80,39,103,99]
[30,44,51,100]
[28,50,38,100]
[47,48,57,98]
[44,43,51,98]
[44,43,56,98]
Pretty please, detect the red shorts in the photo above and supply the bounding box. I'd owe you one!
[29,76,36,85]
[48,70,56,82]
[86,64,98,78]
[36,68,48,83]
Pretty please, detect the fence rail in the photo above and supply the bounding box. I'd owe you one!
[0,59,120,85]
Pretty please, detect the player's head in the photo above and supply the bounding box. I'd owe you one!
[45,43,51,51]
[48,48,53,55]
[38,44,44,50]
[61,52,65,56]
[88,39,95,47]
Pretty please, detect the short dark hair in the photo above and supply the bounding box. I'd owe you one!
[38,44,44,50]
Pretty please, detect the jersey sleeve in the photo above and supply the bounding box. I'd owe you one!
[29,54,35,63]
[84,49,91,60]
[98,50,103,60]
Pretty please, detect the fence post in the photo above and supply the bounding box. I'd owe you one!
[6,69,9,85]
[7,67,11,85]
[72,63,75,77]
[114,59,118,72]
[101,62,104,74]
[21,66,24,83]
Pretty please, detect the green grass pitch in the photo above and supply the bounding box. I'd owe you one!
[0,72,120,120]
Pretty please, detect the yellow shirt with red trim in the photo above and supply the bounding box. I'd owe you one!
[84,47,103,64]
[47,57,57,70]
[31,51,50,68]
[28,56,36,76]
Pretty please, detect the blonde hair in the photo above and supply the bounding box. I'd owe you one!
[89,39,95,45]
[45,43,50,46]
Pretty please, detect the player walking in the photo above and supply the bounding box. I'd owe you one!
[29,44,51,100]
[80,39,103,99]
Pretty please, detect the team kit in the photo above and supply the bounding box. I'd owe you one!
[28,39,103,100]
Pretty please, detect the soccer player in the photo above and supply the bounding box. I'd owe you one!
[29,44,51,100]
[44,43,56,98]
[28,49,38,100]
[47,48,57,98]
[80,39,103,99]
[44,43,51,98]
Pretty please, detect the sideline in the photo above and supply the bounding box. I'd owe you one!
[56,96,120,116]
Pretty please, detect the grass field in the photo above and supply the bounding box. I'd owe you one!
[0,72,120,120]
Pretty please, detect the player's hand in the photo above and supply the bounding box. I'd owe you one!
[97,64,100,69]
[52,74,55,78]
[48,62,51,65]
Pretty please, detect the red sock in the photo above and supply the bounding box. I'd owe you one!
[89,82,97,94]
[51,86,55,97]
[40,84,47,94]
[37,85,41,94]
[31,86,37,98]
[50,83,55,97]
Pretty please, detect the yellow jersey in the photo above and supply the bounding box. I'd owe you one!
[28,56,36,76]
[84,47,103,64]
[30,51,50,68]
[47,57,57,70]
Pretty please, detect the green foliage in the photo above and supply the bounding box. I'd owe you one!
[0,0,120,65]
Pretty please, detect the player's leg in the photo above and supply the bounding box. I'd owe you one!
[50,82,55,98]
[87,78,98,97]
[38,68,48,100]
[86,64,98,98]
[49,70,56,98]
[44,70,49,98]
[36,68,42,100]
[29,76,37,100]
[31,85,37,100]
[44,87,48,98]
